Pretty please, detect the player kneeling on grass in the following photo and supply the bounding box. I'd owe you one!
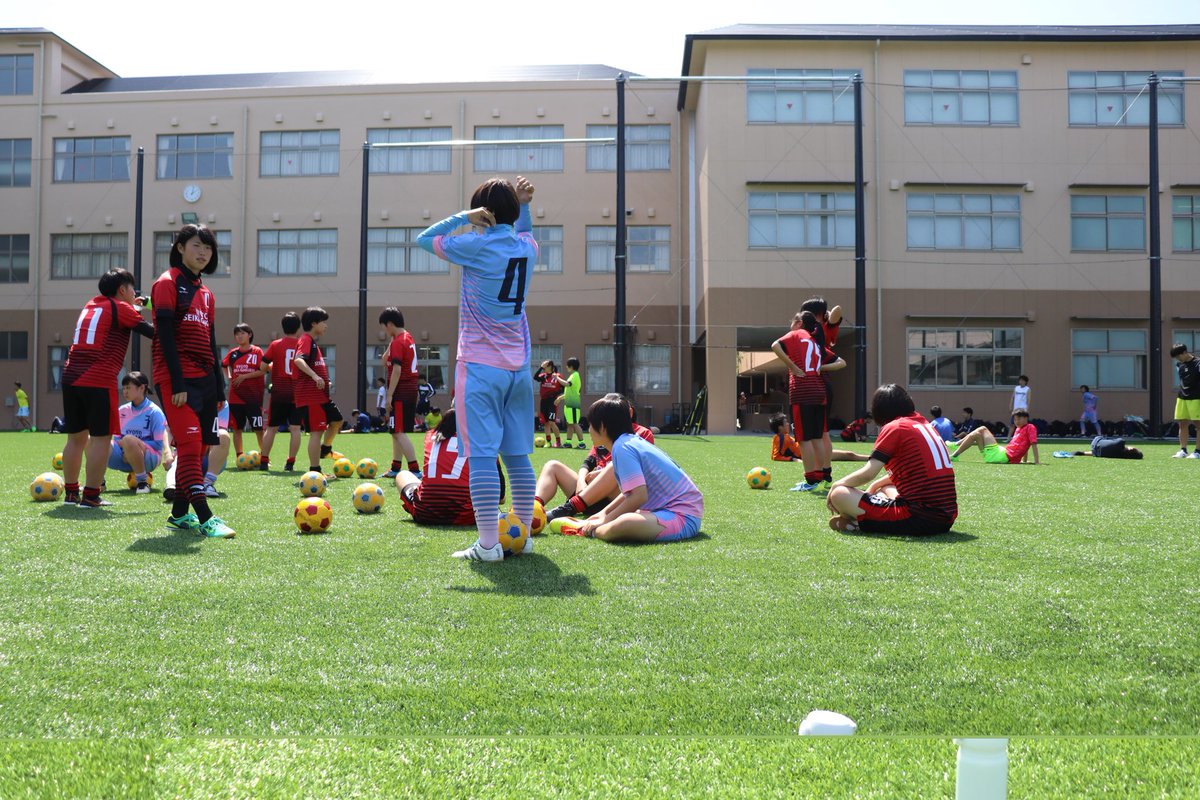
[558,394,703,543]
[394,410,505,525]
[109,371,171,493]
[826,383,958,536]
[950,409,1040,465]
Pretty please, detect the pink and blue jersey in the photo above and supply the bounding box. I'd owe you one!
[611,432,704,521]
[116,399,166,453]
[418,207,538,371]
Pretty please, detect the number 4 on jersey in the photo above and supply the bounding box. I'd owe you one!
[497,258,528,315]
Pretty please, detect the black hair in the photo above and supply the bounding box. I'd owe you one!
[433,408,457,441]
[798,310,826,349]
[1170,343,1189,358]
[566,357,580,370]
[963,407,974,415]
[769,412,788,434]
[301,306,329,332]
[375,377,385,386]
[800,296,828,317]
[1013,409,1030,419]
[430,406,441,414]
[169,224,219,274]
[1080,385,1090,392]
[540,359,557,373]
[13,382,19,388]
[281,311,301,335]
[122,370,150,388]
[378,307,405,328]
[870,383,916,426]
[1124,447,1144,460]
[588,394,635,440]
[98,267,135,298]
[234,322,254,343]
[470,177,520,226]
[351,409,360,416]
[930,405,942,418]
[1018,375,1029,383]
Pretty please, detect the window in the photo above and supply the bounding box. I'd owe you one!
[907,328,1024,388]
[1171,196,1200,252]
[260,130,340,177]
[749,190,855,249]
[364,345,387,390]
[586,124,670,171]
[366,228,444,274]
[584,344,614,394]
[258,229,337,276]
[746,69,858,124]
[586,226,670,273]
[1070,195,1145,252]
[53,137,131,183]
[632,344,670,395]
[474,125,563,173]
[51,233,129,279]
[532,226,562,273]
[417,344,449,393]
[0,55,33,95]
[367,127,452,174]
[0,234,29,283]
[904,70,1019,126]
[0,331,28,360]
[154,230,233,276]
[1072,329,1146,389]
[156,133,234,180]
[1172,330,1200,387]
[322,345,336,392]
[1068,71,1183,126]
[907,193,1021,251]
[0,139,32,187]
[531,345,563,372]
[48,345,68,392]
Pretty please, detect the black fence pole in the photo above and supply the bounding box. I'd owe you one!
[615,74,628,397]
[358,142,370,414]
[1148,75,1163,436]
[132,146,145,371]
[853,75,867,422]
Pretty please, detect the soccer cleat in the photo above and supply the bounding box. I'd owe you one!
[202,484,220,498]
[63,490,80,505]
[382,469,400,479]
[284,464,296,473]
[1173,449,1189,458]
[1052,451,1074,458]
[259,462,270,471]
[544,501,579,523]
[451,540,503,561]
[577,442,587,449]
[521,536,534,554]
[166,512,201,531]
[78,494,113,508]
[135,481,152,494]
[200,516,236,538]
[548,518,588,536]
[1190,452,1200,459]
[828,515,860,533]
[790,481,825,492]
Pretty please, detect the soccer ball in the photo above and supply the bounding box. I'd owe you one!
[51,452,64,471]
[355,457,378,480]
[529,500,547,535]
[497,510,529,556]
[30,472,65,501]
[294,497,333,533]
[236,450,261,470]
[126,471,155,490]
[299,470,328,497]
[534,435,546,448]
[332,457,355,479]
[352,481,386,514]
[746,466,771,489]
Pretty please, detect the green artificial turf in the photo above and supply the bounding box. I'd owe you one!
[2,431,1197,796]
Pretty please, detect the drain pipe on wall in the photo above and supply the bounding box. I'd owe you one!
[874,39,884,393]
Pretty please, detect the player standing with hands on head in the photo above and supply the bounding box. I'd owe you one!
[379,307,421,479]
[418,175,539,561]
[152,224,234,537]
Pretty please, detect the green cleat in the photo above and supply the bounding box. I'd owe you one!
[200,516,236,539]
[167,512,201,531]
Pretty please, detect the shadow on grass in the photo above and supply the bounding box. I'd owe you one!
[448,552,594,597]
[42,504,157,520]
[126,529,203,555]
[603,531,713,547]
[843,529,978,543]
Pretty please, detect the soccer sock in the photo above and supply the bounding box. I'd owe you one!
[261,456,270,467]
[391,460,402,472]
[804,470,823,484]
[204,472,219,487]
[320,445,333,459]
[83,485,101,498]
[285,458,295,468]
[568,494,587,513]
[135,472,148,484]
[555,435,561,446]
[310,464,321,473]
[407,460,420,473]
[501,453,535,528]
[189,490,213,523]
[468,456,502,550]
[822,468,833,482]
[66,482,80,494]
[172,496,190,519]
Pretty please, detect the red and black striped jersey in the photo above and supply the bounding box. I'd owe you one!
[411,431,475,525]
[223,345,266,404]
[386,330,420,394]
[262,336,300,401]
[537,371,563,399]
[776,329,832,406]
[61,296,146,389]
[293,333,329,407]
[152,267,216,386]
[870,413,958,524]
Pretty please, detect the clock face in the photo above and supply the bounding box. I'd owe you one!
[183,184,202,203]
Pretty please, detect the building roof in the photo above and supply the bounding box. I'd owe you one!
[64,64,635,94]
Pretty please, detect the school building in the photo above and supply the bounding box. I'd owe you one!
[3,25,1200,434]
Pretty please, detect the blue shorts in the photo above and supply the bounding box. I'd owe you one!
[652,510,702,542]
[108,440,161,472]
[1081,411,1098,423]
[455,360,535,459]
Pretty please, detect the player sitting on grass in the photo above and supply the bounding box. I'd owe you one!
[770,412,803,462]
[109,371,171,493]
[418,175,538,561]
[552,394,703,543]
[394,410,505,526]
[538,394,654,524]
[950,409,1040,465]
[826,383,958,536]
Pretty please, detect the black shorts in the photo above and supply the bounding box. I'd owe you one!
[791,403,827,442]
[390,391,417,434]
[268,396,296,428]
[229,403,264,431]
[540,396,559,423]
[157,375,220,448]
[63,384,116,436]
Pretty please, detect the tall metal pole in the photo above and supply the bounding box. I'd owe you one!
[853,74,867,422]
[132,147,145,372]
[358,142,370,414]
[1148,74,1163,436]
[615,74,628,397]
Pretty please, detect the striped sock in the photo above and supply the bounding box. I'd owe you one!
[501,453,535,529]
[468,456,502,549]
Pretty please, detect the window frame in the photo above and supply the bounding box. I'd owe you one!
[50,233,130,280]
[532,226,563,274]
[259,130,341,177]
[1067,71,1184,127]
[586,124,671,171]
[748,189,856,250]
[903,70,1020,127]
[1071,328,1147,390]
[0,138,32,187]
[746,68,859,125]
[154,230,233,277]
[0,54,34,96]
[586,226,671,273]
[366,227,446,275]
[584,344,615,395]
[256,229,338,276]
[0,233,30,283]
[906,327,1025,389]
[366,127,453,175]
[0,331,29,360]
[906,192,1022,251]
[473,125,564,173]
[632,343,671,395]
[1070,195,1146,252]
[156,133,235,180]
[53,136,132,184]
[1171,195,1200,252]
